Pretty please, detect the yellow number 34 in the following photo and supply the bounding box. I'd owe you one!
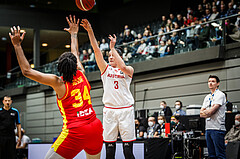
[71,86,92,108]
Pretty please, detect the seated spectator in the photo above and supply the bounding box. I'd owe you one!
[166,26,172,34]
[229,12,240,42]
[170,31,179,46]
[209,6,220,21]
[163,39,175,56]
[169,13,177,23]
[159,101,173,117]
[136,39,147,55]
[122,47,132,62]
[102,50,109,63]
[157,41,167,57]
[116,32,124,45]
[205,2,212,11]
[123,29,135,44]
[196,20,210,48]
[135,118,147,139]
[226,2,237,16]
[84,48,96,72]
[158,26,166,33]
[157,31,167,45]
[187,14,196,26]
[170,116,186,132]
[225,114,240,144]
[176,14,184,27]
[186,22,198,50]
[99,38,109,51]
[166,19,174,31]
[147,116,160,138]
[186,7,194,20]
[204,8,212,20]
[183,16,188,27]
[155,115,166,137]
[81,49,89,64]
[173,100,186,116]
[173,22,180,30]
[225,19,237,43]
[160,15,167,27]
[223,92,233,113]
[145,25,152,33]
[219,4,227,18]
[143,30,150,40]
[195,4,205,20]
[131,34,142,54]
[210,23,222,46]
[88,48,95,62]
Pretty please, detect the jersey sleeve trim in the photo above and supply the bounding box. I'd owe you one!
[12,107,21,124]
[80,70,91,90]
[101,65,108,76]
[57,82,69,101]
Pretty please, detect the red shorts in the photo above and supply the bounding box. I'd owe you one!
[51,118,103,159]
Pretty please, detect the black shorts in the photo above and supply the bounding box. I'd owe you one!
[0,135,16,159]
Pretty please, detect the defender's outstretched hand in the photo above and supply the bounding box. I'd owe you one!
[80,19,92,32]
[64,15,79,34]
[9,26,26,46]
[108,34,117,49]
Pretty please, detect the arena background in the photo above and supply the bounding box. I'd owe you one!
[0,0,239,144]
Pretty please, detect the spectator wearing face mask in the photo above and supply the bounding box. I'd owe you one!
[225,114,240,144]
[135,118,147,139]
[147,116,160,138]
[170,116,186,132]
[155,116,166,137]
[159,101,173,117]
[173,100,186,116]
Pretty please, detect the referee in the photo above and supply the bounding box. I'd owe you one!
[0,95,22,159]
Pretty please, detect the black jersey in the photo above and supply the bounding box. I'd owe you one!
[0,107,20,136]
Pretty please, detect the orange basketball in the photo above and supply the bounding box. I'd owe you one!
[75,0,95,11]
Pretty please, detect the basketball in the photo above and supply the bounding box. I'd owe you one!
[75,0,95,11]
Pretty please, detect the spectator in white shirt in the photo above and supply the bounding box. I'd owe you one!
[99,38,109,51]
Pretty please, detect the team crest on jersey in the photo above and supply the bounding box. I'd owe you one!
[10,113,15,116]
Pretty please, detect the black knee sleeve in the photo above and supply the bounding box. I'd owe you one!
[105,142,116,159]
[123,142,135,159]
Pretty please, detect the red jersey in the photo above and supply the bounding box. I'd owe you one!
[56,70,96,129]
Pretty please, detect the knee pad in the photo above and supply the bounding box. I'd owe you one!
[105,142,116,159]
[123,142,135,159]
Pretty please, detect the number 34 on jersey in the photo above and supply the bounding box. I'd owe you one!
[71,85,92,108]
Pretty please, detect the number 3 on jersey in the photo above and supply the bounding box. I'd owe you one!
[71,85,92,108]
[114,81,119,89]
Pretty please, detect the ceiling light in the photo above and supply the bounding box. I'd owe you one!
[47,1,53,5]
[1,37,7,41]
[65,45,71,48]
[30,64,35,68]
[42,43,48,47]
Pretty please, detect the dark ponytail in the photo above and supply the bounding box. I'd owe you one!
[58,52,77,83]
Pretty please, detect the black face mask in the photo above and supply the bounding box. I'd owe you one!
[135,124,139,127]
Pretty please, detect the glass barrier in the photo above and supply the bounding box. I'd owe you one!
[0,14,239,90]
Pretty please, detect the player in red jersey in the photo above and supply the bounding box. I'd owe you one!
[9,15,103,159]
